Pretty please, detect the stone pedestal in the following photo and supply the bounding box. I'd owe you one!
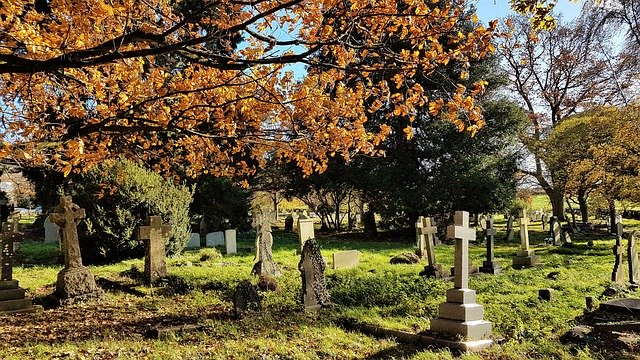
[512,250,541,269]
[0,280,39,314]
[480,260,501,274]
[430,288,493,347]
[54,267,103,304]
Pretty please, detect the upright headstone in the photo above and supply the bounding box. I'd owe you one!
[541,213,548,231]
[0,233,38,314]
[430,211,492,350]
[299,239,330,310]
[297,214,315,252]
[225,229,237,254]
[206,231,225,247]
[137,216,172,285]
[550,216,562,245]
[512,209,540,269]
[626,231,639,284]
[44,215,61,244]
[332,250,361,270]
[417,216,444,278]
[284,214,294,232]
[252,218,281,277]
[480,217,501,274]
[506,215,515,242]
[616,215,623,235]
[50,196,103,303]
[612,221,625,283]
[186,233,201,249]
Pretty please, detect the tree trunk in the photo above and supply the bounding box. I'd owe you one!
[566,199,576,227]
[608,198,616,234]
[577,189,589,224]
[271,192,279,220]
[549,190,565,221]
[335,201,341,231]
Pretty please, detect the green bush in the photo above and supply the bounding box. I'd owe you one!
[70,159,193,263]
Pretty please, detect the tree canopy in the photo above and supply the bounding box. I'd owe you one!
[0,0,503,178]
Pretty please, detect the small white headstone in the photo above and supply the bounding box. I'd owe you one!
[297,217,315,251]
[186,233,200,249]
[44,215,60,244]
[225,229,237,254]
[332,250,361,269]
[206,232,225,247]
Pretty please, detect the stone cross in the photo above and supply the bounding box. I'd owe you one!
[612,221,625,283]
[49,196,86,269]
[137,216,171,285]
[480,217,501,274]
[518,209,530,251]
[627,231,639,284]
[416,216,437,264]
[447,211,476,289]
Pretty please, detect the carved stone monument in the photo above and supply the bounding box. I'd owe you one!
[416,217,445,279]
[479,217,501,274]
[137,216,172,285]
[430,211,492,350]
[626,231,639,284]
[297,214,315,253]
[0,229,39,314]
[612,221,625,283]
[252,218,281,277]
[50,196,103,304]
[299,239,330,311]
[284,214,294,232]
[225,229,237,254]
[550,216,561,246]
[506,215,515,242]
[512,209,540,269]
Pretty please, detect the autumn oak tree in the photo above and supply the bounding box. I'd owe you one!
[0,0,508,180]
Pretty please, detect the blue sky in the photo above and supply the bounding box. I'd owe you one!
[474,0,582,23]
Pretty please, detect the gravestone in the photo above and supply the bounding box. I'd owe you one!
[541,213,547,231]
[616,215,623,235]
[550,216,561,245]
[626,231,639,284]
[186,233,201,249]
[137,216,172,285]
[612,221,625,283]
[562,231,572,244]
[225,229,237,254]
[50,196,103,303]
[206,231,225,247]
[44,215,61,244]
[506,215,515,242]
[430,211,492,350]
[297,214,315,252]
[332,250,361,270]
[284,214,294,232]
[233,280,261,317]
[512,209,540,269]
[252,218,281,277]
[479,217,501,274]
[299,239,330,310]
[417,217,444,278]
[0,233,38,314]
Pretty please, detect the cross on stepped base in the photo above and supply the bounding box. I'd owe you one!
[430,211,492,350]
[512,209,542,269]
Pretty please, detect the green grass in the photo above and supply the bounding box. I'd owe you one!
[1,226,639,359]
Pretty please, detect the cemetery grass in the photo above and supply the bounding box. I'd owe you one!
[1,221,638,359]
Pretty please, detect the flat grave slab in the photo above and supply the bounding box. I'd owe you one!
[600,298,640,316]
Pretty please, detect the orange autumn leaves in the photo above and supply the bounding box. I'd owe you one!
[0,0,498,177]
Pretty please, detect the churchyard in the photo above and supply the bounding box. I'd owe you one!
[0,209,638,360]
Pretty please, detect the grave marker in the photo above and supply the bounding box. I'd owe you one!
[418,216,445,278]
[225,229,237,254]
[626,231,639,284]
[332,250,361,270]
[506,215,515,242]
[0,232,38,314]
[44,215,61,244]
[479,217,501,274]
[50,196,103,303]
[550,216,561,245]
[612,221,625,283]
[512,209,540,269]
[541,213,547,231]
[299,239,330,310]
[297,214,315,252]
[430,211,492,349]
[252,218,281,277]
[206,231,225,247]
[137,216,172,285]
[284,214,294,232]
[186,233,201,249]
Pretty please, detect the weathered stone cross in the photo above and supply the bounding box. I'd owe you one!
[416,216,438,265]
[50,196,86,269]
[485,217,497,262]
[518,209,530,251]
[137,216,171,284]
[447,211,476,289]
[612,221,625,283]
